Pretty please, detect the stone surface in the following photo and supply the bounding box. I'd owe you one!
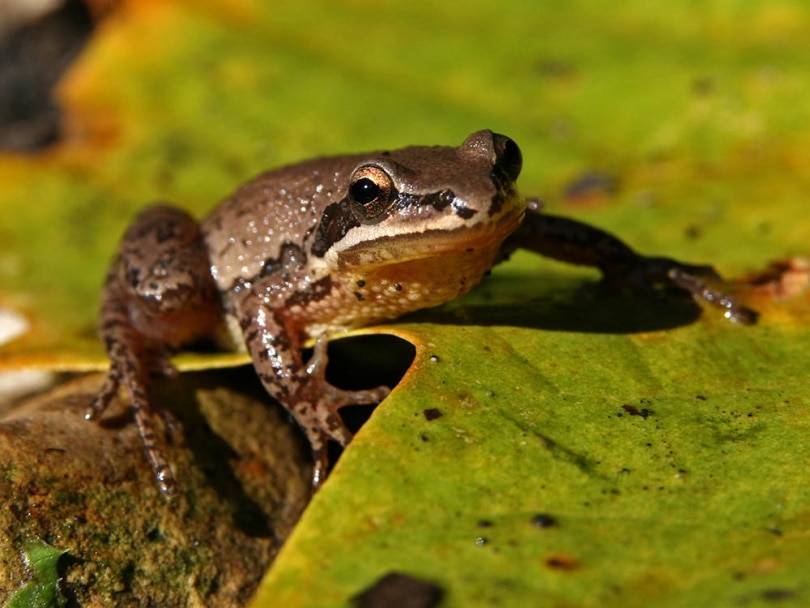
[0,369,311,606]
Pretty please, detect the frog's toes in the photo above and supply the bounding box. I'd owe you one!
[322,383,391,410]
[86,365,122,420]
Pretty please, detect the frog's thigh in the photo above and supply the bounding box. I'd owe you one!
[115,204,221,346]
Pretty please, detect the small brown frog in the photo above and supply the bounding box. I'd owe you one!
[89,131,755,494]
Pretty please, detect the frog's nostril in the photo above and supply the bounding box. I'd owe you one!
[492,134,522,182]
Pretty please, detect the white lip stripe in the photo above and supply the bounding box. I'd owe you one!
[325,205,525,272]
[327,200,517,258]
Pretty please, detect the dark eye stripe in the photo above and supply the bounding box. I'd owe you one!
[310,187,478,258]
[400,189,474,219]
[311,199,360,258]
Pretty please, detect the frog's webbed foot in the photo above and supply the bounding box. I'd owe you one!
[596,255,758,325]
[306,334,391,412]
[666,264,758,325]
[506,210,758,325]
[297,335,390,489]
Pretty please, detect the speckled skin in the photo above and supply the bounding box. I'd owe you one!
[91,131,756,495]
[203,133,523,337]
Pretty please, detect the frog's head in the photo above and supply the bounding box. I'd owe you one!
[312,130,526,271]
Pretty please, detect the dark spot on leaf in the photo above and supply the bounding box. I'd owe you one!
[622,404,653,418]
[545,554,579,570]
[760,588,797,602]
[563,171,619,205]
[477,519,493,528]
[534,57,576,80]
[683,223,702,241]
[423,408,442,421]
[352,572,443,608]
[530,513,557,529]
[692,76,715,96]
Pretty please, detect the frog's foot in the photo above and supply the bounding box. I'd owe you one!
[86,351,177,420]
[123,376,178,496]
[307,428,346,489]
[604,256,758,325]
[86,363,122,421]
[667,266,758,325]
[297,386,390,491]
[299,335,391,488]
[88,357,180,496]
[307,333,391,410]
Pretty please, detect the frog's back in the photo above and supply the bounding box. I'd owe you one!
[201,155,364,293]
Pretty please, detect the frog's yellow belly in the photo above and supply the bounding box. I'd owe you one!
[299,238,503,338]
[218,240,500,351]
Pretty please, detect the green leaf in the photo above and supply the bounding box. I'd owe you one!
[256,311,810,606]
[7,541,67,608]
[0,1,808,606]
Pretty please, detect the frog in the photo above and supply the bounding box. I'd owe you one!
[88,130,756,495]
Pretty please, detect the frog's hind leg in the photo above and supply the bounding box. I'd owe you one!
[93,204,222,495]
[89,275,181,494]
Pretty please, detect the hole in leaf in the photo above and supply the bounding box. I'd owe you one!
[317,333,415,464]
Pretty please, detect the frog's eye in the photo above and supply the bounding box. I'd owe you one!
[349,165,396,219]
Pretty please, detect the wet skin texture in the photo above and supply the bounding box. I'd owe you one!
[89,131,756,495]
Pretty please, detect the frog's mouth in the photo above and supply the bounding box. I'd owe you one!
[334,203,525,270]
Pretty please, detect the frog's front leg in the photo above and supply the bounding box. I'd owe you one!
[236,296,390,488]
[504,201,758,324]
[91,205,222,495]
